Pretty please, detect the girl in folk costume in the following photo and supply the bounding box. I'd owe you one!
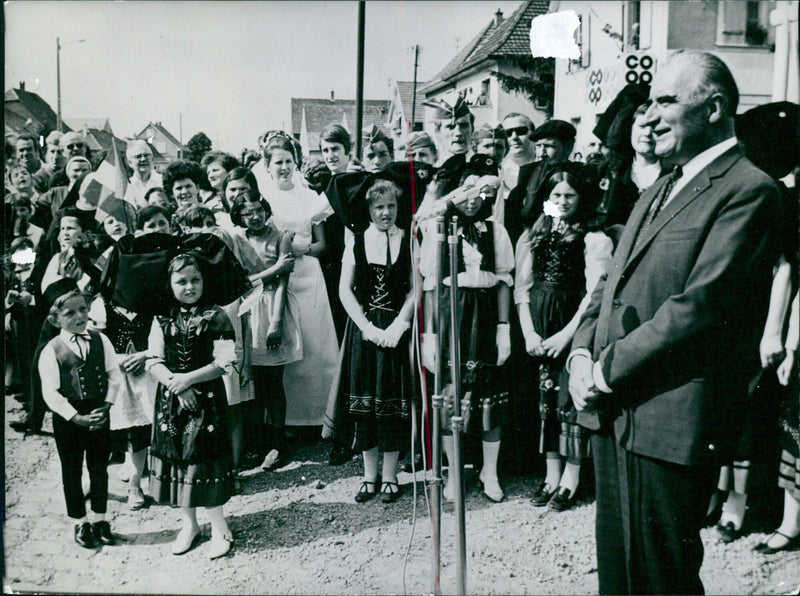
[88,264,157,511]
[338,180,416,503]
[87,215,168,510]
[229,188,301,471]
[514,163,612,511]
[146,253,237,559]
[419,174,514,503]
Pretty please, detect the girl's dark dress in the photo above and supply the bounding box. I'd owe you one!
[516,225,612,458]
[420,218,516,436]
[530,228,588,457]
[148,305,234,508]
[341,229,415,453]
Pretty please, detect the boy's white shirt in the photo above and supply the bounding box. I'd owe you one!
[38,329,121,421]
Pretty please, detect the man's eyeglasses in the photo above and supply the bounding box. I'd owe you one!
[503,126,529,138]
[65,144,85,150]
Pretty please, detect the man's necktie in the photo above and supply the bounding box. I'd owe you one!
[70,333,90,360]
[632,165,682,252]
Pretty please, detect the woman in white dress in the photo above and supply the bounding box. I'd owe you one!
[259,133,338,427]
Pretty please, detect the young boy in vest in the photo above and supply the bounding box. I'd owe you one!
[38,278,122,548]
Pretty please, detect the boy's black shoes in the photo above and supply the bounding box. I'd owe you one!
[92,521,115,545]
[74,522,98,548]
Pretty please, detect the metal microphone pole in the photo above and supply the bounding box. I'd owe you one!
[428,216,446,596]
[448,216,467,595]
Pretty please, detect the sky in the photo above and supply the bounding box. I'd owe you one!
[5,0,525,153]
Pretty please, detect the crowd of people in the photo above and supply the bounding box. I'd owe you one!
[3,49,799,593]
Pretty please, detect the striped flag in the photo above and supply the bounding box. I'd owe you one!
[81,173,115,210]
[95,193,136,230]
[94,137,129,203]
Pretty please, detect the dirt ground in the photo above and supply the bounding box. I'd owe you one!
[4,399,800,595]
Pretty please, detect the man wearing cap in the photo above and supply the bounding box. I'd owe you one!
[123,140,162,210]
[568,50,781,594]
[472,124,508,166]
[361,125,394,173]
[426,96,474,165]
[403,131,438,166]
[532,119,576,163]
[49,132,92,189]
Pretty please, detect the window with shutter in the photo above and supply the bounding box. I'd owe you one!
[716,1,772,47]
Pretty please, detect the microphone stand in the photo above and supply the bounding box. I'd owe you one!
[428,216,445,596]
[448,216,467,595]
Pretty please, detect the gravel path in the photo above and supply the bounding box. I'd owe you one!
[4,400,800,595]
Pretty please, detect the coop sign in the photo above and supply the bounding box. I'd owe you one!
[623,53,657,85]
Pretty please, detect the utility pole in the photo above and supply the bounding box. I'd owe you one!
[411,44,420,132]
[355,1,366,158]
[56,37,86,132]
[56,38,61,132]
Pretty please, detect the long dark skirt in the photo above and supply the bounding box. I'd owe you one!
[529,281,588,458]
[439,287,509,436]
[149,377,233,508]
[344,309,414,453]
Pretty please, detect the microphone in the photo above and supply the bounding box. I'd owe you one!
[414,175,500,222]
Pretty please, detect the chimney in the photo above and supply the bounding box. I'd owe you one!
[494,9,504,26]
[330,91,335,102]
[19,81,25,91]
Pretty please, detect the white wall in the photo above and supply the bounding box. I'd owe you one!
[552,1,783,157]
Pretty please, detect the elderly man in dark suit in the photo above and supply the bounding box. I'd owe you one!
[568,50,781,595]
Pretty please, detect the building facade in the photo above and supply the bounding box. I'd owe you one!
[422,1,553,137]
[551,0,799,157]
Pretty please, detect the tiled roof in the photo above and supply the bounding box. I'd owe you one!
[291,98,392,149]
[87,128,126,155]
[395,81,428,124]
[424,1,550,94]
[4,86,66,136]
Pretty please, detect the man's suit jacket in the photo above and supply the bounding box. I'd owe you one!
[572,145,781,466]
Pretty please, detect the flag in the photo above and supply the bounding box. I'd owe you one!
[95,193,136,230]
[81,173,115,211]
[94,137,129,203]
[111,137,128,199]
